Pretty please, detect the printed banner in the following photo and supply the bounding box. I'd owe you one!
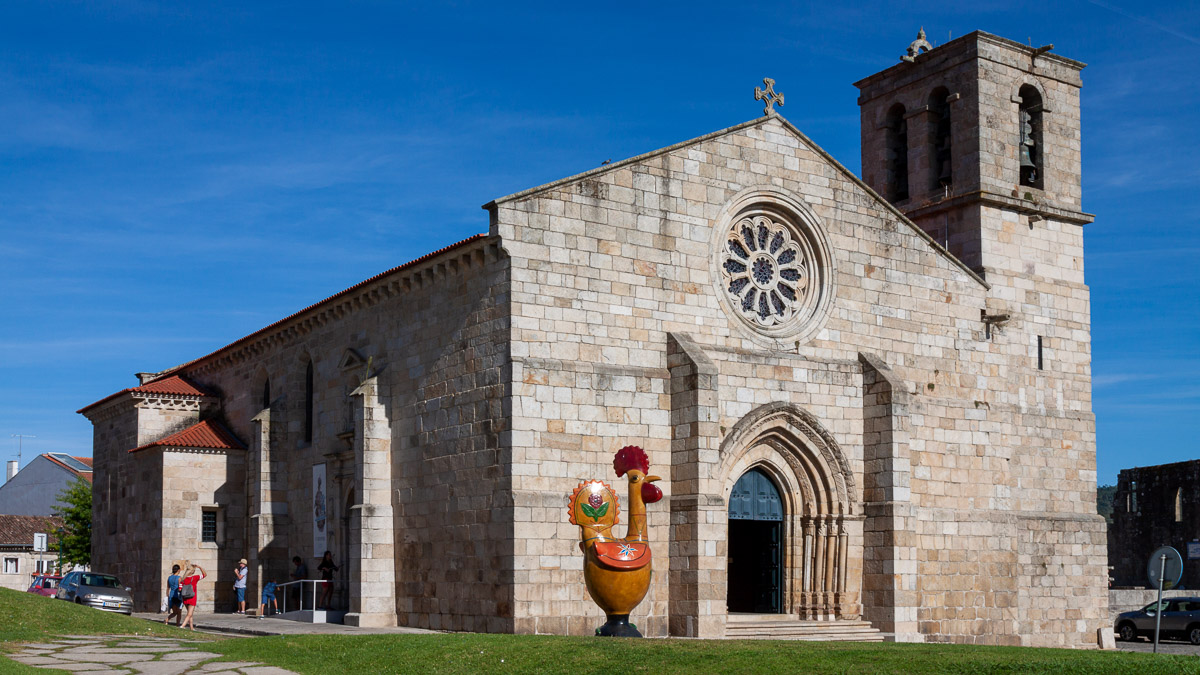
[313,463,327,557]
[1188,542,1200,560]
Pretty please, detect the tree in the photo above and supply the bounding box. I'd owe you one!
[1097,484,1117,524]
[53,477,92,567]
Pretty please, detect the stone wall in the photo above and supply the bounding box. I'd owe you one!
[88,406,165,611]
[1110,460,1200,589]
[490,109,1103,644]
[172,236,511,631]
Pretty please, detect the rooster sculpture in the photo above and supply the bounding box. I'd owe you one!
[567,445,663,637]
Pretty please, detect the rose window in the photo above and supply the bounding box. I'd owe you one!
[719,215,809,327]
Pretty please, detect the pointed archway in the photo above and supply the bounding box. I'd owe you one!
[718,402,862,620]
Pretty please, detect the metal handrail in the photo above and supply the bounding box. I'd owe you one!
[272,579,345,614]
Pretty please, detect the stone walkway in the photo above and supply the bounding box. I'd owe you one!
[9,635,295,674]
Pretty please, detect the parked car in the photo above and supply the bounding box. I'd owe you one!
[1115,596,1200,645]
[26,574,63,597]
[55,571,133,615]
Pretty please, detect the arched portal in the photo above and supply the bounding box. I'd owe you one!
[727,468,784,613]
[719,402,862,621]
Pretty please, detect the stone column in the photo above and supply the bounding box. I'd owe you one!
[666,332,726,638]
[859,353,921,642]
[906,106,939,198]
[343,376,398,627]
[248,409,288,610]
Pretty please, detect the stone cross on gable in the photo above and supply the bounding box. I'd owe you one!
[754,78,784,116]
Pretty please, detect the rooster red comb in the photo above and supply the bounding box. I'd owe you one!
[613,445,650,477]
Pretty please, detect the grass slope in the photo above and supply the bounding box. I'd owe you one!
[0,587,207,646]
[2,587,1198,675]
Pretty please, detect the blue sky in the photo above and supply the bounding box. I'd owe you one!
[1,2,1196,486]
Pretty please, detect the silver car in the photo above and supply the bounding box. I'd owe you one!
[1115,596,1200,645]
[55,571,134,615]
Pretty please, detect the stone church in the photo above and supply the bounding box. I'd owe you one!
[81,31,1107,646]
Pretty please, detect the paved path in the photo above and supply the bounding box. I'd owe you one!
[1117,637,1200,656]
[9,635,295,674]
[132,612,436,636]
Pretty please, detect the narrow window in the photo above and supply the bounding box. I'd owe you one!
[1131,481,1138,513]
[1037,336,1044,370]
[262,379,271,410]
[3,557,17,574]
[201,511,217,543]
[1176,488,1183,522]
[885,104,909,202]
[305,361,314,443]
[1018,85,1044,189]
[929,87,952,191]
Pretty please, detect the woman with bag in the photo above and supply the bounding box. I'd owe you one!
[180,563,206,631]
[163,564,183,627]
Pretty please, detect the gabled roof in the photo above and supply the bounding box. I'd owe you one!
[129,419,246,454]
[77,375,213,415]
[484,114,987,289]
[0,514,63,547]
[42,454,93,484]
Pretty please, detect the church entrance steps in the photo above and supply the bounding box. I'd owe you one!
[725,614,885,641]
[276,608,346,624]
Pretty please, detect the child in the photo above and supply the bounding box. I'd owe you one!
[258,580,278,619]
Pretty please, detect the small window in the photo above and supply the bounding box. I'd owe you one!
[1037,336,1044,370]
[3,557,17,574]
[1175,488,1183,522]
[201,511,218,543]
[1131,481,1138,513]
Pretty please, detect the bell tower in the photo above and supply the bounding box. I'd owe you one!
[853,30,1092,280]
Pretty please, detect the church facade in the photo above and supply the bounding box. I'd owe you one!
[81,31,1108,646]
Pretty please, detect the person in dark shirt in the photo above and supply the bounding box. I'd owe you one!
[317,550,338,610]
[290,556,309,609]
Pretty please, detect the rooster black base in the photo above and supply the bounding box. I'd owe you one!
[596,614,641,638]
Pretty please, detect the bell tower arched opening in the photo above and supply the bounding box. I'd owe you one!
[727,468,784,614]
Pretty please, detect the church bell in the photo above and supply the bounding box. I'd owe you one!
[1019,110,1036,170]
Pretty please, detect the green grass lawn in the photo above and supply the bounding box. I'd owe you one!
[0,587,207,646]
[1,587,1198,674]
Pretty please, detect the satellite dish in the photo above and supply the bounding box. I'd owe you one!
[1147,546,1183,590]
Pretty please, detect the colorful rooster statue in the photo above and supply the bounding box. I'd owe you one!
[567,445,664,637]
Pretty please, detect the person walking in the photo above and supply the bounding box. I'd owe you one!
[317,551,338,610]
[233,559,248,614]
[180,563,206,631]
[163,564,183,627]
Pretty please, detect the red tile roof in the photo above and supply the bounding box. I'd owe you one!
[0,515,63,547]
[78,375,213,415]
[149,233,489,381]
[129,419,245,454]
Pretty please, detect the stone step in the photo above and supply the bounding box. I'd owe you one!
[725,617,885,642]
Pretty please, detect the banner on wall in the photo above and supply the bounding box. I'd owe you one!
[313,463,327,557]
